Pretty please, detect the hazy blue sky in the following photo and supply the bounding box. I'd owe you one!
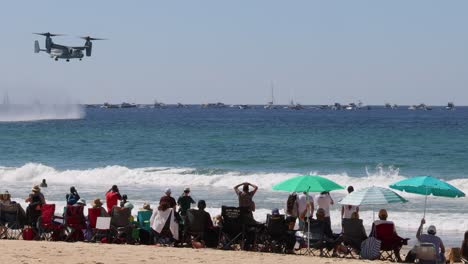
[1,1,467,105]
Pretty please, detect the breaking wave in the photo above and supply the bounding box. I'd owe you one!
[0,104,84,122]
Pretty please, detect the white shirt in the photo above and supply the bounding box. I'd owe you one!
[297,193,313,217]
[342,205,359,219]
[315,194,333,217]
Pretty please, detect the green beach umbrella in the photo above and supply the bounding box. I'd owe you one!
[339,186,408,206]
[272,175,344,192]
[389,175,465,217]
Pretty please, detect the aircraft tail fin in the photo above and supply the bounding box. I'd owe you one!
[34,40,40,53]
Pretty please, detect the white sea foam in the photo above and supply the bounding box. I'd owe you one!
[0,104,84,122]
[1,163,467,195]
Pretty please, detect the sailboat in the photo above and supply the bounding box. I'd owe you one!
[264,83,278,109]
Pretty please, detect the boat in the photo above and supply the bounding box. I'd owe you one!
[264,83,278,109]
[202,102,226,108]
[120,102,137,108]
[153,100,166,109]
[446,102,455,110]
[101,102,119,109]
[238,104,250,110]
[176,103,188,108]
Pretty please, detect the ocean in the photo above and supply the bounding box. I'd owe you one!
[1,105,467,246]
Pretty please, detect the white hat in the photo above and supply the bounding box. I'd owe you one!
[124,202,134,210]
[76,198,86,205]
[165,188,171,194]
[427,225,437,234]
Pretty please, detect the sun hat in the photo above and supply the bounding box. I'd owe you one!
[124,202,134,210]
[31,185,41,192]
[76,198,86,205]
[184,187,190,192]
[165,188,171,194]
[92,198,103,208]
[142,202,151,210]
[427,225,437,235]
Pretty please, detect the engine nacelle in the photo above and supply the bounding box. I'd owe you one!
[45,37,52,53]
[85,40,92,56]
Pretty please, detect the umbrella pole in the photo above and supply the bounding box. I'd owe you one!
[423,193,428,219]
[307,190,310,254]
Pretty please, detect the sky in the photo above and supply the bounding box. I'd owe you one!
[0,0,467,105]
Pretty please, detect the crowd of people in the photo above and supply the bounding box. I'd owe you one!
[0,181,467,263]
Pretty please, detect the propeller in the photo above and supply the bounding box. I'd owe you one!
[79,36,107,41]
[33,32,65,37]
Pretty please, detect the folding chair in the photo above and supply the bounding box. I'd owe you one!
[37,204,64,241]
[184,209,206,243]
[94,217,112,242]
[0,203,26,239]
[341,218,367,258]
[137,210,152,231]
[218,206,246,250]
[110,207,132,243]
[374,223,407,261]
[64,205,86,241]
[263,214,288,253]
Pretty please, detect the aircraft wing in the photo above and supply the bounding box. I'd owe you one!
[51,43,86,50]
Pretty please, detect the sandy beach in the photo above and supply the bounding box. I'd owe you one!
[0,240,395,264]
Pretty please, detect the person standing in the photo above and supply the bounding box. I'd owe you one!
[233,182,258,216]
[341,186,359,221]
[297,192,314,230]
[66,186,80,205]
[105,185,121,213]
[316,191,334,229]
[177,187,195,217]
[160,188,177,210]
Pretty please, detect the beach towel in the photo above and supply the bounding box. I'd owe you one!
[360,237,381,260]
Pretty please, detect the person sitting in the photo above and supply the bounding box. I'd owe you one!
[177,187,195,217]
[91,198,108,217]
[416,218,446,263]
[105,185,121,213]
[462,231,468,263]
[75,198,86,207]
[66,186,80,205]
[0,191,15,205]
[314,208,342,256]
[342,212,367,252]
[150,202,179,244]
[25,185,46,227]
[370,209,406,262]
[195,200,219,248]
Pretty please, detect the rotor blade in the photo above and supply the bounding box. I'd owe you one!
[79,36,107,41]
[33,32,65,37]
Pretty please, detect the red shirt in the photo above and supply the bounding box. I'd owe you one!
[105,191,121,213]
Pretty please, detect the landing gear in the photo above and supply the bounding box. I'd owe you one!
[54,57,58,61]
[79,58,82,61]
[66,59,70,62]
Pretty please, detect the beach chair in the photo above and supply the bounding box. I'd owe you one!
[373,223,407,261]
[137,210,152,231]
[294,219,327,256]
[37,204,64,241]
[341,218,367,258]
[263,214,289,253]
[63,205,86,241]
[218,206,247,250]
[415,243,439,264]
[110,207,132,243]
[184,209,206,243]
[94,217,112,242]
[0,203,26,239]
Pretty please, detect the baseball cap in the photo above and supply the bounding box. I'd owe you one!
[272,208,280,216]
[165,188,171,194]
[427,225,436,234]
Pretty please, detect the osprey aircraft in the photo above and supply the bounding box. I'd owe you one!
[34,32,105,61]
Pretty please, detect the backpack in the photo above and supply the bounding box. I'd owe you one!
[360,237,381,260]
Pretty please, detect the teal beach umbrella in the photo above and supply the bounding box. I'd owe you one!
[389,176,465,217]
[272,175,344,192]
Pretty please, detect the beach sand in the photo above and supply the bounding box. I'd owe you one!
[0,240,393,264]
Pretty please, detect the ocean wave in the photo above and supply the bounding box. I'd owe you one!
[1,163,468,195]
